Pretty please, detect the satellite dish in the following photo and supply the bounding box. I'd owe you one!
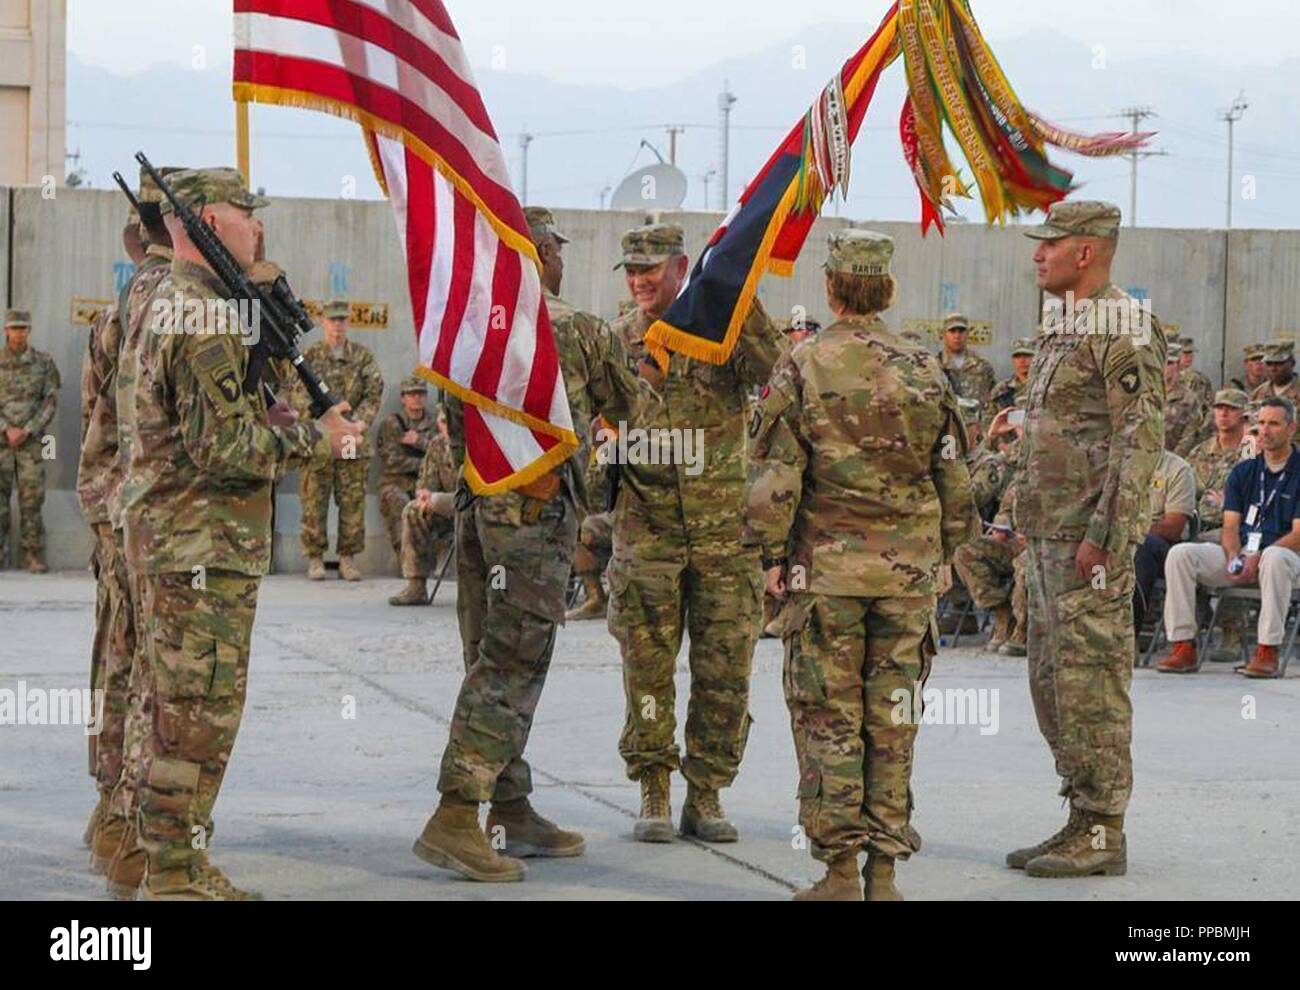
[610,163,688,211]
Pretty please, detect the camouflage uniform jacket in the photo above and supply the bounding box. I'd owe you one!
[1250,376,1300,407]
[415,433,457,494]
[612,301,782,539]
[983,374,1028,423]
[939,348,996,407]
[1015,283,1165,555]
[1181,367,1214,408]
[968,435,1020,518]
[1165,377,1209,458]
[0,345,59,437]
[376,409,436,488]
[296,338,384,453]
[744,315,978,597]
[108,245,175,529]
[120,258,331,575]
[1185,432,1248,531]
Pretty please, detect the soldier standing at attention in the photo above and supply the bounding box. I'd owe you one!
[1011,201,1164,879]
[937,312,995,411]
[745,229,976,901]
[297,299,384,581]
[1179,338,1214,407]
[0,309,59,572]
[606,224,782,844]
[376,377,437,561]
[1164,342,1209,457]
[1238,344,1267,393]
[118,168,360,899]
[1250,341,1300,407]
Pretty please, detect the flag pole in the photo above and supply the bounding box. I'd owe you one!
[236,99,251,184]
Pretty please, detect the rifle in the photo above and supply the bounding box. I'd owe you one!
[132,151,340,418]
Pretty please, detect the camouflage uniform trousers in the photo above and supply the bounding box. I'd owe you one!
[952,537,1027,629]
[782,593,936,863]
[126,570,261,869]
[607,492,761,790]
[573,509,613,578]
[88,523,137,800]
[0,435,46,560]
[399,499,455,580]
[438,487,577,803]
[108,569,153,824]
[1024,538,1135,817]
[379,480,416,559]
[299,458,368,558]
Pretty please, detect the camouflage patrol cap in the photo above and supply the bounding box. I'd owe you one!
[1181,338,1197,353]
[614,224,685,270]
[1245,343,1267,361]
[1023,200,1122,241]
[824,228,893,277]
[400,376,428,395]
[1264,340,1295,363]
[523,206,569,246]
[1213,388,1249,409]
[323,300,350,320]
[159,167,270,216]
[1011,337,1038,357]
[3,308,31,328]
[941,312,970,333]
[138,164,183,206]
[1166,341,1183,361]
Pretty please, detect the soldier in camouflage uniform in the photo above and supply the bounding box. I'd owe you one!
[0,309,59,571]
[388,410,458,605]
[376,377,437,559]
[604,223,782,844]
[937,312,996,413]
[115,168,359,900]
[984,337,1036,423]
[1250,340,1300,407]
[412,207,653,883]
[1236,343,1267,394]
[1184,389,1251,538]
[1012,201,1164,879]
[295,300,384,581]
[1164,342,1209,457]
[1179,338,1215,407]
[745,229,976,900]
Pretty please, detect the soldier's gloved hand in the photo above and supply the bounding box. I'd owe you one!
[267,400,298,430]
[318,401,363,459]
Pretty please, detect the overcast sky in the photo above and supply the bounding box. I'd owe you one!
[69,0,1298,84]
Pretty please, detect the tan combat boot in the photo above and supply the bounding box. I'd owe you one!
[988,603,1014,651]
[680,783,739,843]
[486,797,585,858]
[633,768,674,843]
[104,823,147,901]
[143,856,263,901]
[412,795,526,882]
[338,555,363,582]
[998,620,1027,657]
[793,854,863,901]
[24,552,47,574]
[863,853,903,901]
[1025,811,1126,878]
[388,578,429,606]
[1006,806,1084,869]
[565,576,607,621]
[306,557,326,581]
[83,796,106,848]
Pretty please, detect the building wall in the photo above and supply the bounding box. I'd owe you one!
[6,188,1299,571]
[0,0,66,187]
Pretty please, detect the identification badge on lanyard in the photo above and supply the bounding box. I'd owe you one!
[1246,505,1259,527]
[1246,532,1263,554]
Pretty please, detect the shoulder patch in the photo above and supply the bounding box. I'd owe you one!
[1119,367,1141,395]
[187,334,245,412]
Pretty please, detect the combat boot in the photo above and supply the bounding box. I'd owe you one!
[1156,640,1198,674]
[1238,644,1280,679]
[83,797,106,848]
[24,552,46,574]
[633,768,674,843]
[680,783,739,842]
[412,795,526,882]
[863,853,903,901]
[793,854,863,901]
[486,797,585,858]
[987,603,1014,651]
[338,555,363,582]
[143,857,262,901]
[306,557,326,581]
[564,576,607,621]
[388,578,429,606]
[104,824,147,901]
[1025,812,1126,878]
[1006,806,1084,869]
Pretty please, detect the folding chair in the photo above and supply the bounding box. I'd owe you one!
[1198,586,1300,677]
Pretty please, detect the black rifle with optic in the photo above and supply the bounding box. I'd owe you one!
[132,151,340,418]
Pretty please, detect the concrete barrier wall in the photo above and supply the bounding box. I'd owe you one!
[5,186,1298,571]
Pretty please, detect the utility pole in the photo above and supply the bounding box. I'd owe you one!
[1114,106,1167,226]
[599,184,612,210]
[666,126,686,166]
[1220,92,1248,229]
[519,130,534,205]
[717,82,737,210]
[702,168,717,210]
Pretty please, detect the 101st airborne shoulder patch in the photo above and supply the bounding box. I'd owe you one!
[190,335,245,411]
[1119,366,1141,395]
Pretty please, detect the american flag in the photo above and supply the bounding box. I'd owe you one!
[233,0,577,494]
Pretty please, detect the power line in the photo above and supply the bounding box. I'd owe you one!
[1113,106,1168,226]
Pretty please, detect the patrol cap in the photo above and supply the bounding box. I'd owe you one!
[1166,341,1183,362]
[159,167,270,216]
[1181,337,1197,354]
[824,228,894,277]
[1264,340,1295,364]
[614,224,685,270]
[524,206,569,246]
[323,300,351,320]
[1245,343,1267,361]
[138,164,183,207]
[1011,337,1038,357]
[1023,200,1122,241]
[942,312,970,333]
[400,376,428,395]
[4,308,31,328]
[1213,388,1249,409]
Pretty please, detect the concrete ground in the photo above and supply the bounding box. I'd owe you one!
[2,569,1297,901]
